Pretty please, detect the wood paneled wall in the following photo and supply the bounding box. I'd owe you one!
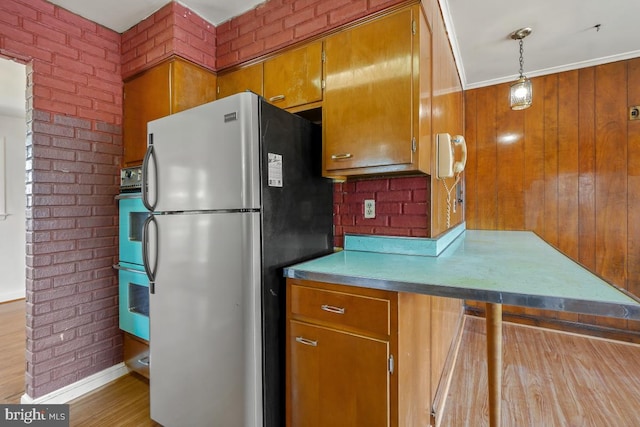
[464,59,640,338]
[422,0,466,406]
[427,0,464,238]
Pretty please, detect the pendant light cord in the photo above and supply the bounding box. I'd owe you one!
[518,39,524,78]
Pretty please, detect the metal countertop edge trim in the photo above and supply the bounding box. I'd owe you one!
[283,269,640,321]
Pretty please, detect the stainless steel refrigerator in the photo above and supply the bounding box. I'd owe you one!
[141,92,333,427]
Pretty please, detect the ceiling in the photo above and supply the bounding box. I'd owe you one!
[444,0,640,89]
[46,0,266,35]
[3,0,640,117]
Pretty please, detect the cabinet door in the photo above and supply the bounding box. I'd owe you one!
[323,8,414,173]
[171,58,216,113]
[123,59,217,167]
[264,41,323,110]
[217,63,263,99]
[123,62,171,166]
[288,320,390,427]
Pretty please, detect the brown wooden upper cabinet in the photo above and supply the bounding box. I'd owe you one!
[323,5,432,177]
[217,41,323,112]
[217,62,264,100]
[264,41,324,110]
[123,56,217,167]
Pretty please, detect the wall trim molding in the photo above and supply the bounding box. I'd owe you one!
[0,291,25,303]
[20,363,129,404]
[463,49,640,90]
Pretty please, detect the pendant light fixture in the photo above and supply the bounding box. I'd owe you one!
[509,27,533,110]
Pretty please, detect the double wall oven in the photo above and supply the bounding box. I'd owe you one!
[115,167,150,341]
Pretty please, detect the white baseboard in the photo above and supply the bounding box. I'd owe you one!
[20,362,129,404]
[0,289,25,303]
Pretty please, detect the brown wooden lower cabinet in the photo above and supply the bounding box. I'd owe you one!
[288,321,389,426]
[286,278,432,427]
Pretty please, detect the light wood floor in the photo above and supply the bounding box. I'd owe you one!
[0,299,26,403]
[0,299,157,426]
[68,374,160,426]
[3,299,640,426]
[440,316,640,426]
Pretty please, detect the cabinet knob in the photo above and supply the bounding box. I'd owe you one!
[321,304,345,315]
[295,336,318,347]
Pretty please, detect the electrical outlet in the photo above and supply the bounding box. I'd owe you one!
[364,199,375,219]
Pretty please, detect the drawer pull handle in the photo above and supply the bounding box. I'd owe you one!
[269,94,285,102]
[321,304,345,315]
[295,336,317,347]
[331,153,352,160]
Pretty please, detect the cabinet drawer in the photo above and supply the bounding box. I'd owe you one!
[290,284,390,336]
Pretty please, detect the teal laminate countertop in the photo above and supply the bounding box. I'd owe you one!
[283,229,640,320]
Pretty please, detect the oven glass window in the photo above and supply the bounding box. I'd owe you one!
[129,212,150,242]
[129,282,150,317]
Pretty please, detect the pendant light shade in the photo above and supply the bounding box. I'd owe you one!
[509,27,532,110]
[510,76,532,110]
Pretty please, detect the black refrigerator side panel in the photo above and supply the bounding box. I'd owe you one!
[258,99,334,427]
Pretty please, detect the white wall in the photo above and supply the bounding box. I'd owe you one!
[0,58,26,302]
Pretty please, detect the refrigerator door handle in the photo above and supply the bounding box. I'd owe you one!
[142,214,158,286]
[141,135,157,211]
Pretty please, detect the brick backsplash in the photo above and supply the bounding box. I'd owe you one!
[1,0,123,399]
[333,176,430,247]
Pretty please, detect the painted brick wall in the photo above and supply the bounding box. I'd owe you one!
[0,0,123,398]
[216,0,407,68]
[334,176,430,247]
[121,2,216,79]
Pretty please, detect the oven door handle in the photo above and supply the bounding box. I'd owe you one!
[141,135,157,212]
[112,264,147,275]
[142,214,158,286]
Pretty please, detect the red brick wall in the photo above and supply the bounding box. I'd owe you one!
[334,177,430,247]
[1,0,123,399]
[216,0,407,68]
[121,2,216,79]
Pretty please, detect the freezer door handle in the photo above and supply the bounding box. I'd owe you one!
[142,214,158,286]
[141,134,157,211]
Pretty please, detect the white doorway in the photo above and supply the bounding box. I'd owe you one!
[0,57,27,302]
